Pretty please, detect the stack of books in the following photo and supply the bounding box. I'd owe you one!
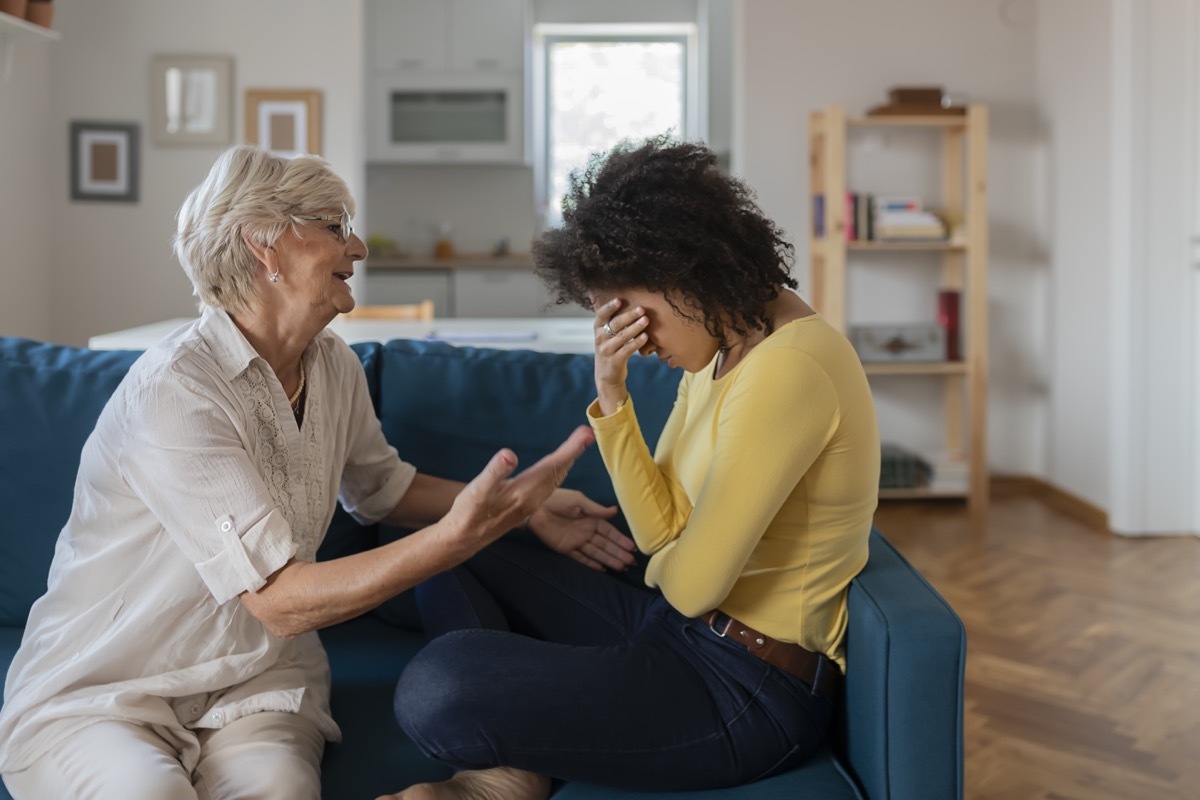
[873,196,947,241]
[812,193,948,242]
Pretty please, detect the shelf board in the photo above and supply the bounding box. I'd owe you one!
[879,486,969,500]
[0,10,60,43]
[0,10,60,82]
[848,115,968,129]
[848,240,967,252]
[863,362,968,376]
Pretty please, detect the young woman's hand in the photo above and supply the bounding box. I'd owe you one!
[529,488,636,572]
[592,297,649,416]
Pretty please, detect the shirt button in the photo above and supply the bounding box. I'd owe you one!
[191,704,201,715]
[212,711,224,723]
[220,521,232,532]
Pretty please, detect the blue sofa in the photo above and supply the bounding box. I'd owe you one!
[0,335,965,800]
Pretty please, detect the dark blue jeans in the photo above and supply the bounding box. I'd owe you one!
[394,538,834,792]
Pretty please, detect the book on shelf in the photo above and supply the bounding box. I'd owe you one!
[937,289,961,361]
[812,191,948,242]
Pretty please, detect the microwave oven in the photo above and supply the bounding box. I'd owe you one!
[368,71,527,164]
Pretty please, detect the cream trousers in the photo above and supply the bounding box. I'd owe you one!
[1,711,324,800]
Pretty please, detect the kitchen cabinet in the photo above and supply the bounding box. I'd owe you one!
[453,269,590,319]
[368,0,527,74]
[365,0,529,163]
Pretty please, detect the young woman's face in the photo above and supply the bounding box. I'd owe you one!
[591,287,721,373]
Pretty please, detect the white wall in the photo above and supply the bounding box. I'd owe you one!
[733,0,1043,475]
[0,42,52,341]
[1034,1,1112,508]
[42,0,365,346]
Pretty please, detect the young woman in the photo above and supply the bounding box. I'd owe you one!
[386,136,880,800]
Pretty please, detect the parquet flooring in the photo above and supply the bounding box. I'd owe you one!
[874,491,1200,800]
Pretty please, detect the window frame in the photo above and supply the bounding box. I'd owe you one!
[532,23,703,226]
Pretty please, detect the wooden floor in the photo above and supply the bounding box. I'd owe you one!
[874,491,1200,800]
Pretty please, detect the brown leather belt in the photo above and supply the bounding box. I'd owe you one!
[700,610,841,698]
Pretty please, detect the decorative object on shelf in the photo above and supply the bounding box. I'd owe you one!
[880,443,933,489]
[433,221,455,259]
[851,324,946,363]
[149,55,233,146]
[365,234,400,258]
[937,289,961,361]
[0,0,28,21]
[69,120,139,203]
[23,0,50,28]
[244,88,322,157]
[868,85,966,117]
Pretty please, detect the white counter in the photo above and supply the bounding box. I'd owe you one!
[87,316,599,355]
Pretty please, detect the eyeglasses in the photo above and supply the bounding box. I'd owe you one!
[296,208,353,243]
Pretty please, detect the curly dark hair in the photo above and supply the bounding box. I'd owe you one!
[533,135,797,346]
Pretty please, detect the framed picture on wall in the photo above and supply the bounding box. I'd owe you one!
[244,89,322,157]
[69,121,140,203]
[149,54,234,146]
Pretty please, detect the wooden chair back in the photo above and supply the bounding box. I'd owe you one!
[344,300,435,321]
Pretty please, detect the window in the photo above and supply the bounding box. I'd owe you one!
[534,24,702,226]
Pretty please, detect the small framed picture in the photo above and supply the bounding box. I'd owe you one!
[149,54,234,146]
[69,121,140,203]
[244,89,322,157]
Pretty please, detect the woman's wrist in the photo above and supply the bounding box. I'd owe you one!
[597,386,629,417]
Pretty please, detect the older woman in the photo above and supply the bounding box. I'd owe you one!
[0,145,631,800]
[385,137,880,799]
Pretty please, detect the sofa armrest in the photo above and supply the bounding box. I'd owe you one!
[840,529,966,800]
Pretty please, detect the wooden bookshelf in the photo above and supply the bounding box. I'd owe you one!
[809,104,989,516]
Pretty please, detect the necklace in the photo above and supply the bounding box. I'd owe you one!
[288,360,306,409]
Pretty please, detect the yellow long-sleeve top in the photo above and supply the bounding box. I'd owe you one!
[587,315,879,669]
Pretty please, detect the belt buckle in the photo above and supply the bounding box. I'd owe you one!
[707,612,733,638]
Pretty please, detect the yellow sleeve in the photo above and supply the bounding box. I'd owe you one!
[647,350,841,617]
[586,376,693,554]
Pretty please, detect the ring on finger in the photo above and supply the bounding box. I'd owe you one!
[603,322,617,338]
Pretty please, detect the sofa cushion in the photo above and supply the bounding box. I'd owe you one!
[0,339,142,626]
[554,748,864,799]
[375,340,680,515]
[318,615,452,797]
[371,340,681,628]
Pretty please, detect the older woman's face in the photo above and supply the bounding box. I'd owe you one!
[272,208,367,321]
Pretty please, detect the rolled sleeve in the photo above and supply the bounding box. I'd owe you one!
[195,510,299,605]
[119,370,302,605]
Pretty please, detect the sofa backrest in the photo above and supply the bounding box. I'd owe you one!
[0,339,143,626]
[374,340,680,516]
[0,337,384,626]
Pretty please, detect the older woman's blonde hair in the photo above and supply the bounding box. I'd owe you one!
[173,145,356,312]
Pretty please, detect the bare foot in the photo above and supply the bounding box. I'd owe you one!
[376,767,551,800]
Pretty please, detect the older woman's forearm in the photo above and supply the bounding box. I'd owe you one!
[380,472,466,529]
[240,520,474,638]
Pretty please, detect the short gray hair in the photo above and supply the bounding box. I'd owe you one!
[173,145,356,313]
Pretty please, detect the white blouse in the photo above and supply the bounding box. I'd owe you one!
[0,308,415,774]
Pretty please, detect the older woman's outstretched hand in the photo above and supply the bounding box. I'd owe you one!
[445,426,596,556]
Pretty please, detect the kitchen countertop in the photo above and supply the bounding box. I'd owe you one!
[365,254,534,271]
[88,316,597,354]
